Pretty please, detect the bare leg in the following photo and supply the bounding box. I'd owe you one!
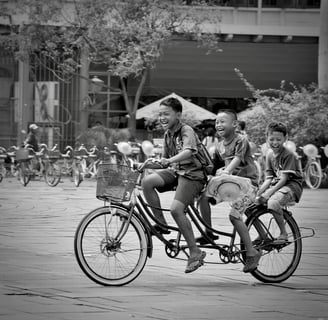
[141,173,167,225]
[270,210,288,239]
[171,200,201,258]
[230,215,258,256]
[198,195,212,232]
[268,199,288,239]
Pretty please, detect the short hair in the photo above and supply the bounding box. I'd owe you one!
[238,120,246,131]
[160,97,182,113]
[266,121,288,136]
[217,109,238,121]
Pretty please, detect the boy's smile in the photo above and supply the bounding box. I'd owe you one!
[267,131,286,154]
[215,112,237,139]
[158,105,181,131]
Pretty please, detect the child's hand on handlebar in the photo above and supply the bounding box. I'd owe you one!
[138,158,164,171]
[160,158,170,167]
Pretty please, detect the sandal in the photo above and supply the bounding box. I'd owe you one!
[243,250,262,273]
[252,236,271,246]
[185,251,206,273]
[273,235,288,245]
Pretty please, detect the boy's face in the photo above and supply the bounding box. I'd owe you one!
[215,112,237,138]
[158,105,181,130]
[267,130,287,154]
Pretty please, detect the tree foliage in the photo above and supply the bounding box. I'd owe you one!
[0,0,221,133]
[235,68,328,147]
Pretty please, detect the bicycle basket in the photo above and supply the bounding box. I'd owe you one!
[15,149,30,161]
[96,163,139,202]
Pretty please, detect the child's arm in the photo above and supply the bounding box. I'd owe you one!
[221,156,241,174]
[261,173,288,200]
[161,149,193,167]
[257,178,272,196]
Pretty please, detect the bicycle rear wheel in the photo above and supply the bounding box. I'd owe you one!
[45,162,61,187]
[74,205,149,286]
[242,206,302,283]
[304,161,322,189]
[73,162,83,187]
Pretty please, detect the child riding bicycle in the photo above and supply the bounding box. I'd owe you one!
[141,97,207,274]
[255,121,303,244]
[198,109,261,273]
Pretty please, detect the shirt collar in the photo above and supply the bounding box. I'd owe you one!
[166,121,183,136]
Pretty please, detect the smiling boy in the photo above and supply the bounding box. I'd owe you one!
[256,122,303,243]
[141,97,207,273]
[198,109,261,273]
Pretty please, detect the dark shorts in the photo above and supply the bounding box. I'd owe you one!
[155,169,204,206]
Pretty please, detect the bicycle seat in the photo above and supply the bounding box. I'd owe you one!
[35,152,44,157]
[61,153,71,159]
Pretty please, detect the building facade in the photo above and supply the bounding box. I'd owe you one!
[0,0,321,148]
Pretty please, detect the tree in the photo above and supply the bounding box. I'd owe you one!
[0,0,220,137]
[235,69,328,147]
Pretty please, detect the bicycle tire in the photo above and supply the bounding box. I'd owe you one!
[304,161,322,189]
[242,206,302,283]
[18,162,30,186]
[73,162,83,187]
[74,205,148,286]
[45,162,61,187]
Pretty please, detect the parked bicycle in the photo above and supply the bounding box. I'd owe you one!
[74,142,314,286]
[285,141,322,189]
[44,145,62,187]
[0,146,7,182]
[58,146,74,179]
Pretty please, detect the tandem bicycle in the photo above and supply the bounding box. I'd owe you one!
[74,143,314,286]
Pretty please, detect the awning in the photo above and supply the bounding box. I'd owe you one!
[136,93,217,121]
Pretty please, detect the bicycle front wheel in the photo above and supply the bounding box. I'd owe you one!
[243,206,302,283]
[73,162,83,187]
[305,161,322,189]
[74,205,149,286]
[45,162,61,187]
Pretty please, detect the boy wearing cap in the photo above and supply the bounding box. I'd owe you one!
[198,109,261,273]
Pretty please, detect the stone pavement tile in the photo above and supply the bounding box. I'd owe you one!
[1,180,328,320]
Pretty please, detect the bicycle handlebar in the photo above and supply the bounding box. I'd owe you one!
[137,158,165,172]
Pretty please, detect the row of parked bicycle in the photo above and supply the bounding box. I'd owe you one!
[0,140,161,187]
[0,144,111,187]
[0,140,327,189]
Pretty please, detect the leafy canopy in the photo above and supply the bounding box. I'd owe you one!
[235,68,328,147]
[0,0,220,80]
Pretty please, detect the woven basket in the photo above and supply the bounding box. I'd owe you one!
[96,163,139,202]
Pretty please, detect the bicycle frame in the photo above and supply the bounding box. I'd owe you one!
[105,180,242,263]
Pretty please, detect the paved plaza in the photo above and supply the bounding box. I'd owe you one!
[0,177,327,320]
